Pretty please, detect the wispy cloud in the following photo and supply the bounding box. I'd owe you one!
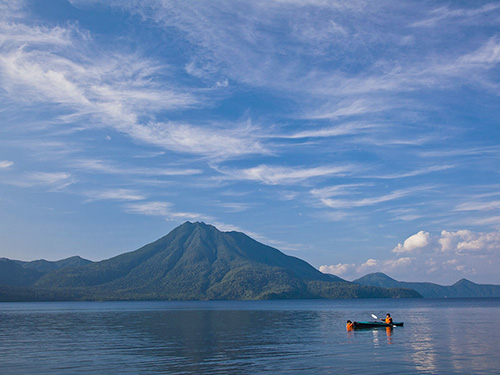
[213,202,252,213]
[128,121,268,159]
[387,207,423,222]
[363,165,454,179]
[310,183,372,199]
[125,201,172,217]
[455,200,500,212]
[217,164,352,185]
[84,189,146,202]
[317,186,432,209]
[0,160,14,168]
[0,13,269,162]
[278,122,378,139]
[72,159,202,176]
[303,99,393,120]
[4,171,75,190]
[419,147,500,158]
[125,201,209,222]
[411,3,500,28]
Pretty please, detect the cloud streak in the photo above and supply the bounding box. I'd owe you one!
[317,186,432,209]
[217,164,352,185]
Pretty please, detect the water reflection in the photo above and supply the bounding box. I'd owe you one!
[367,326,394,346]
[385,327,393,344]
[408,311,437,373]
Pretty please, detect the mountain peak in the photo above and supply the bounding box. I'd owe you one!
[33,221,342,299]
[354,272,397,282]
[352,272,401,288]
[452,278,475,286]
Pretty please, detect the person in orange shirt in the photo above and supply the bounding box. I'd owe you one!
[383,313,393,324]
[346,320,354,331]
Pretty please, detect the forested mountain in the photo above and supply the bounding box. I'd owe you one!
[0,256,91,286]
[0,222,421,301]
[353,272,500,298]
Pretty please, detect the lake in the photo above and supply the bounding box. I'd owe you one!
[1,298,499,374]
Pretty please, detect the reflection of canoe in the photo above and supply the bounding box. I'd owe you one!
[353,321,404,328]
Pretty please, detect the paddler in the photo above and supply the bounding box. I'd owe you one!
[346,320,354,331]
[382,313,393,324]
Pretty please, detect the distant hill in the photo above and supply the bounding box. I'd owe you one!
[15,256,92,273]
[0,222,420,301]
[0,258,44,286]
[0,256,92,286]
[353,272,500,298]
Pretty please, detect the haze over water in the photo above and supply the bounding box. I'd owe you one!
[2,298,499,374]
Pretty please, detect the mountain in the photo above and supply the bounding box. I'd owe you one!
[353,272,500,298]
[0,258,44,286]
[0,256,92,286]
[15,256,92,273]
[0,222,420,301]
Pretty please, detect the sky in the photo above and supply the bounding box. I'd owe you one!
[1,0,500,285]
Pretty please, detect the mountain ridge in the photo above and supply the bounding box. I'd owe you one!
[0,222,420,301]
[353,272,500,298]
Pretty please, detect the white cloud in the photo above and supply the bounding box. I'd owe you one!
[125,201,208,222]
[390,229,500,258]
[468,216,500,226]
[411,4,500,28]
[320,186,429,209]
[455,200,500,212]
[28,172,73,188]
[84,189,146,202]
[218,164,351,185]
[310,183,371,199]
[383,257,413,269]
[361,258,378,267]
[72,159,202,176]
[0,160,14,168]
[365,165,454,179]
[220,202,252,212]
[357,258,380,273]
[304,100,391,120]
[459,37,500,66]
[319,263,355,276]
[393,231,430,253]
[320,257,413,278]
[282,122,377,139]
[439,230,500,255]
[125,201,172,216]
[4,171,75,190]
[130,121,267,159]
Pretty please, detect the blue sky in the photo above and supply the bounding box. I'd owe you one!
[1,0,500,284]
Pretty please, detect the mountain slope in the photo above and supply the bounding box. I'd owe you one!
[353,272,500,298]
[0,258,44,286]
[34,222,338,299]
[16,256,92,273]
[28,222,420,301]
[0,256,92,286]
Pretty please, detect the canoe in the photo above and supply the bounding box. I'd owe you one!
[353,321,404,328]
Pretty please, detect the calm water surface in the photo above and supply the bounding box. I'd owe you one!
[1,298,499,374]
